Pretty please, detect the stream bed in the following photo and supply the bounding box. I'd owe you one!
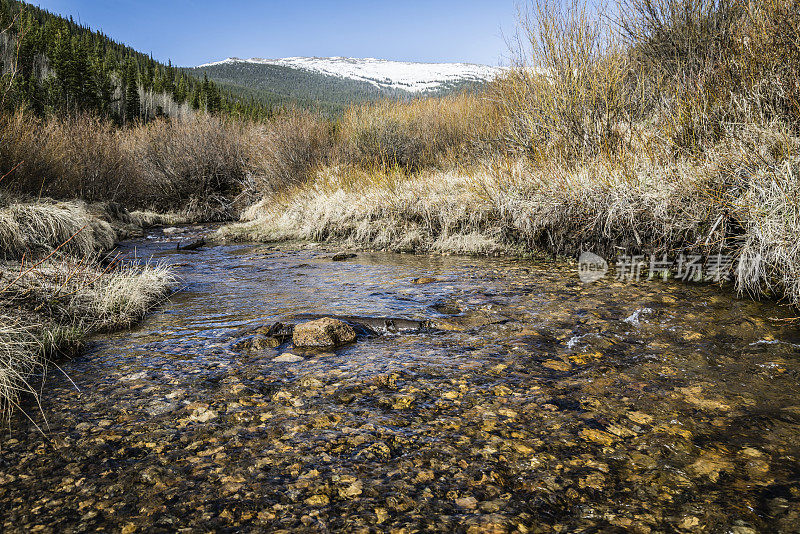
[2,228,800,532]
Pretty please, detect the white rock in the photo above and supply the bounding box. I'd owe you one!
[273,353,304,363]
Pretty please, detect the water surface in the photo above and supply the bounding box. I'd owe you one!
[2,228,800,532]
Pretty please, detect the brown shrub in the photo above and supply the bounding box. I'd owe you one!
[0,111,261,220]
[121,115,252,219]
[338,93,500,171]
[249,109,334,193]
[494,0,631,161]
[0,111,133,201]
[618,0,800,151]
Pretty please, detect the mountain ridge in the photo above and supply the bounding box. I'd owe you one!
[192,56,503,95]
[187,56,502,115]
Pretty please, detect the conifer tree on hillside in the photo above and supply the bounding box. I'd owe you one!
[0,0,273,121]
[123,59,140,123]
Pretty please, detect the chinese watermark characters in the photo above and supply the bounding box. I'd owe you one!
[579,252,742,283]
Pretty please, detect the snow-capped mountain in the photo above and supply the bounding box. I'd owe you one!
[196,57,503,94]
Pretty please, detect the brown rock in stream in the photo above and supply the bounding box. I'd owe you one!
[331,252,357,261]
[293,317,357,347]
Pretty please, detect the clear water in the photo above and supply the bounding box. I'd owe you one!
[2,227,800,532]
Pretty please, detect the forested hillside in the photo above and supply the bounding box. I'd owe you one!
[0,0,271,121]
[189,60,493,115]
[187,62,392,115]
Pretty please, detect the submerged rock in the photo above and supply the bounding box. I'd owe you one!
[427,311,506,332]
[235,322,295,352]
[257,322,294,343]
[177,238,206,251]
[250,337,281,350]
[331,252,357,261]
[293,317,357,347]
[413,277,438,284]
[543,359,572,372]
[429,300,462,315]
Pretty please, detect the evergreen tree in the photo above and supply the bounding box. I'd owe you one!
[0,0,270,120]
[123,60,140,123]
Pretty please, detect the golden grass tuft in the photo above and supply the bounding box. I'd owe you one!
[0,200,116,261]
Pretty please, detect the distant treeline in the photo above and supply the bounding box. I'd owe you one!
[0,0,274,122]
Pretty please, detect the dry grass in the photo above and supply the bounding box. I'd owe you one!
[0,259,175,419]
[0,259,175,420]
[220,165,507,254]
[0,199,176,327]
[128,210,188,228]
[15,259,177,330]
[0,318,44,418]
[219,154,712,257]
[0,200,116,261]
[222,127,800,306]
[0,197,177,418]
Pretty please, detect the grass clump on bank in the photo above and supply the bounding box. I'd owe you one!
[0,198,176,419]
[0,199,117,260]
[219,0,800,309]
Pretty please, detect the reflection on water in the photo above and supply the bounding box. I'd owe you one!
[2,228,800,532]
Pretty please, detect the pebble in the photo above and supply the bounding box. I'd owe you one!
[273,353,304,363]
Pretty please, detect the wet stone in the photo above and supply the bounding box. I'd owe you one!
[331,252,357,261]
[293,317,357,348]
[542,359,572,372]
[273,353,304,363]
[177,237,206,251]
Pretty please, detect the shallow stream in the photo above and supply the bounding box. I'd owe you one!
[2,228,800,532]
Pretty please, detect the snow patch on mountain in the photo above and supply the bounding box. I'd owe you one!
[197,57,503,93]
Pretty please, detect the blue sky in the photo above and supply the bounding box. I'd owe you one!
[30,0,518,67]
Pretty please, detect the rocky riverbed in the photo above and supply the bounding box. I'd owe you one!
[2,228,800,532]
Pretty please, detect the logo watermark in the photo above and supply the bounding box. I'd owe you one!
[578,251,609,283]
[578,252,746,284]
